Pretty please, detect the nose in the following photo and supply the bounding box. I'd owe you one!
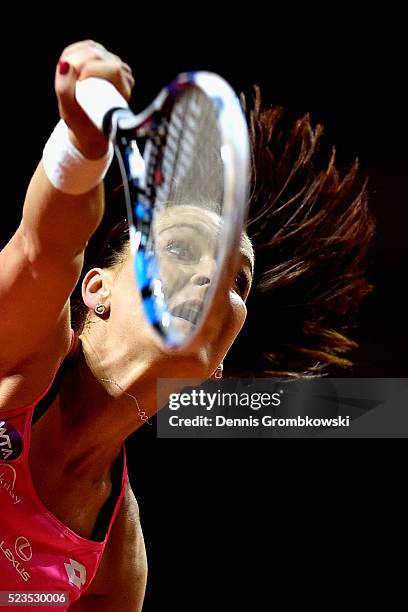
[190,257,217,286]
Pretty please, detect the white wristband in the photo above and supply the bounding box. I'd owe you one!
[42,119,114,195]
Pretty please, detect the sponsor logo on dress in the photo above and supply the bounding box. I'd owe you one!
[0,464,21,505]
[0,536,30,582]
[15,536,33,562]
[0,420,23,461]
[64,559,87,589]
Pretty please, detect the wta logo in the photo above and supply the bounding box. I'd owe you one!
[0,420,23,461]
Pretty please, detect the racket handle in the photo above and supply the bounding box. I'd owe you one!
[75,77,129,135]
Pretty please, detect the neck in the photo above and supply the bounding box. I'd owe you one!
[62,334,189,479]
[70,346,151,445]
[66,317,213,480]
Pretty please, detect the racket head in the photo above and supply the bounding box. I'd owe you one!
[112,72,250,351]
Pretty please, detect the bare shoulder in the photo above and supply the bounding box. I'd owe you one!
[83,483,148,609]
[0,216,85,370]
[0,311,72,412]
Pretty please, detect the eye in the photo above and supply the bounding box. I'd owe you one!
[233,270,250,298]
[164,240,199,263]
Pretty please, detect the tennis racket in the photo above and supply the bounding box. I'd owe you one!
[76,72,249,350]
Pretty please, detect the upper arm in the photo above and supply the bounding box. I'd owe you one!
[0,222,82,369]
[0,161,104,370]
[71,484,148,612]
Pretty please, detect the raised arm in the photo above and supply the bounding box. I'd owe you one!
[0,41,134,378]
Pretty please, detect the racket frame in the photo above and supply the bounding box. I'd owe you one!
[76,72,250,352]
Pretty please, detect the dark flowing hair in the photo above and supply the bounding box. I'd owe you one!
[71,87,375,378]
[225,87,375,377]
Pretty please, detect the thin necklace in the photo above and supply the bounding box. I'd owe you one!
[100,378,151,425]
[78,334,151,426]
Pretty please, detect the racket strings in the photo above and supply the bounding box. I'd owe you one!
[151,90,224,325]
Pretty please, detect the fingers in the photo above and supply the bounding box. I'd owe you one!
[58,41,134,101]
[59,39,106,59]
[54,40,135,158]
[79,59,135,101]
[55,60,79,120]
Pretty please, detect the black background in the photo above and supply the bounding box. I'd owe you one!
[1,12,406,609]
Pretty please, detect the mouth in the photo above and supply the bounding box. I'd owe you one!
[170,300,203,326]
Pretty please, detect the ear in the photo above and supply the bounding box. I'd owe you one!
[82,268,111,313]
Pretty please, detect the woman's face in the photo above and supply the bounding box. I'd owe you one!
[100,205,254,379]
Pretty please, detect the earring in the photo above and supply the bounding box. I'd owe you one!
[214,363,223,379]
[95,303,106,315]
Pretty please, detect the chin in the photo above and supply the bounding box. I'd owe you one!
[147,344,214,382]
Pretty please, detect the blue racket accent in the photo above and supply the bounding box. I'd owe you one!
[134,237,178,342]
[135,201,152,221]
[208,96,224,115]
[132,200,180,345]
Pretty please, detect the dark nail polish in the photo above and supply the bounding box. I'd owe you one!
[58,61,70,76]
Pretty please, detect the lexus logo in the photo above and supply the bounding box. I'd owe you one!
[15,536,32,562]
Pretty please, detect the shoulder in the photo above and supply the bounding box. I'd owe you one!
[0,318,72,412]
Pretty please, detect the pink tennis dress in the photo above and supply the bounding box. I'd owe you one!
[0,333,128,610]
